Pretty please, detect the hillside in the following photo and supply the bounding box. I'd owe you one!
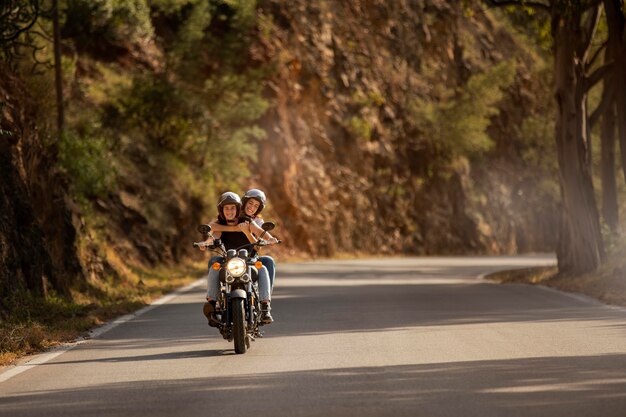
[1,0,559,311]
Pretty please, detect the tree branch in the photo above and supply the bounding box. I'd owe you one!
[589,87,615,128]
[0,0,40,43]
[579,3,602,61]
[585,39,607,72]
[585,61,614,91]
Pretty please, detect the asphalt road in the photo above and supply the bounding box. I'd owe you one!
[2,256,626,417]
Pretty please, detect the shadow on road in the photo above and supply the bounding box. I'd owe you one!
[2,354,626,417]
[74,258,626,347]
[267,284,626,337]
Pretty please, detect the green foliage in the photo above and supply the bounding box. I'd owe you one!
[149,0,195,14]
[145,0,269,188]
[411,60,517,166]
[511,61,556,172]
[156,0,258,70]
[517,116,556,170]
[352,90,386,108]
[346,89,384,142]
[347,116,372,141]
[163,0,215,60]
[68,0,270,201]
[62,0,153,47]
[197,71,269,185]
[502,5,552,53]
[98,66,269,187]
[205,71,269,127]
[110,75,197,151]
[57,128,114,199]
[257,10,274,41]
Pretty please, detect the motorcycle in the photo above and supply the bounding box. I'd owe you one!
[193,222,279,354]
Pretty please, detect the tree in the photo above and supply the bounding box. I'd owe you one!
[600,103,618,230]
[588,0,625,233]
[604,0,626,193]
[52,0,64,139]
[487,0,606,274]
[0,0,41,68]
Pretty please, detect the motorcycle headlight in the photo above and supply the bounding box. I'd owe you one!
[226,258,246,277]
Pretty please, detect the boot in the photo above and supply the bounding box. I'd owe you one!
[260,301,273,324]
[203,300,218,327]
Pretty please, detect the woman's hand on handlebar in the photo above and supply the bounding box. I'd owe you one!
[193,239,213,251]
[257,237,281,246]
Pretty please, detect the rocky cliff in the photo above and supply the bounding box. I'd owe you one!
[252,0,557,256]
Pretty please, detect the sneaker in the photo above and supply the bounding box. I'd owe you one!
[260,302,273,324]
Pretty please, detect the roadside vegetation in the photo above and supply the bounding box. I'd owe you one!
[0,263,203,366]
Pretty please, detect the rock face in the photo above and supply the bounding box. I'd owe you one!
[253,1,558,257]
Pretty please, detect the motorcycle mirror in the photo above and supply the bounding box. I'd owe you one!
[197,224,212,234]
[262,222,275,232]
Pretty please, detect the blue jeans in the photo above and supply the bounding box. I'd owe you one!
[206,256,271,302]
[259,256,276,293]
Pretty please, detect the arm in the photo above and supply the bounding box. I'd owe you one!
[249,221,278,244]
[196,232,218,252]
[238,222,258,243]
[209,221,240,233]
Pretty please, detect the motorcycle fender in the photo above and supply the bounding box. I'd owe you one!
[230,289,247,299]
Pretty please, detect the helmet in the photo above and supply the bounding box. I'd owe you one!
[217,191,242,221]
[242,188,266,216]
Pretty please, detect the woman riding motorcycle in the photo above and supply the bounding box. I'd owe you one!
[209,189,278,293]
[241,189,278,292]
[198,192,274,324]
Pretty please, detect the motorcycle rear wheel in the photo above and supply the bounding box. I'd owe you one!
[232,298,247,354]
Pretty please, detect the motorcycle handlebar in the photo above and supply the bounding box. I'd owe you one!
[194,239,282,250]
[255,239,282,247]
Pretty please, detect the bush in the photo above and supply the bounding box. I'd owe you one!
[57,128,114,199]
[410,60,517,170]
[62,0,153,50]
[112,75,197,151]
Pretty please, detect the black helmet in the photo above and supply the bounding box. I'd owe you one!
[242,188,266,216]
[217,191,242,221]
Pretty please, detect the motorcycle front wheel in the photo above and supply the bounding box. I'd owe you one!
[232,298,247,354]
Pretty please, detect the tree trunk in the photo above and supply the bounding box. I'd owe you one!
[52,0,64,139]
[601,104,618,231]
[604,0,626,188]
[552,5,604,274]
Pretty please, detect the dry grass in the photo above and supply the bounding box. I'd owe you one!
[0,262,204,367]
